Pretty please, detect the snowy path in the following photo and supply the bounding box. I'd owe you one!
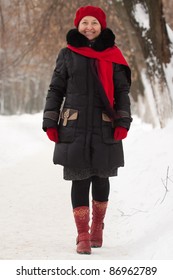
[0,114,173,259]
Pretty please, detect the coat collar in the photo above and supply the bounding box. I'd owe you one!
[66,28,115,51]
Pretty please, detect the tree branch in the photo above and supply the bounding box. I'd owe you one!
[160,166,170,204]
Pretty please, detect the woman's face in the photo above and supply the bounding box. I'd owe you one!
[78,16,101,41]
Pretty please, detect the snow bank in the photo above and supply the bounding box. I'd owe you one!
[0,113,173,260]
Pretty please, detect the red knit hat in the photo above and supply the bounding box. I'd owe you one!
[74,6,107,29]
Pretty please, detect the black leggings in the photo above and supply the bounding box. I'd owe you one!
[71,176,110,208]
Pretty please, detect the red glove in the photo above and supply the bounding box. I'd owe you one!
[46,128,58,143]
[114,127,128,141]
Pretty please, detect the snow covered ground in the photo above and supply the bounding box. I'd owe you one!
[0,113,173,260]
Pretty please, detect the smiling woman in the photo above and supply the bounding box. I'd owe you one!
[42,5,131,256]
[78,16,101,41]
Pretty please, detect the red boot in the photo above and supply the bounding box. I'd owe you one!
[73,206,91,254]
[90,200,108,248]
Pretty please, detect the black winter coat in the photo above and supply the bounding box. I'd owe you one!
[43,28,132,174]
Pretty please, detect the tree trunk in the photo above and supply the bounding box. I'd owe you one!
[122,0,173,127]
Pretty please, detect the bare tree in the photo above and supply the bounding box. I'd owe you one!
[120,0,172,127]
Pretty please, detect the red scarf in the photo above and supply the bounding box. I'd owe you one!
[67,44,129,107]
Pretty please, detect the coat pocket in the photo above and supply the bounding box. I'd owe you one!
[102,112,118,144]
[58,108,78,142]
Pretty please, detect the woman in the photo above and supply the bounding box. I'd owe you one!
[42,5,132,255]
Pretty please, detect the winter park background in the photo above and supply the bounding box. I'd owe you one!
[0,0,173,261]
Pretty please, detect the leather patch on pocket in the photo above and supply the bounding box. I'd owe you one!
[102,113,112,122]
[60,108,78,126]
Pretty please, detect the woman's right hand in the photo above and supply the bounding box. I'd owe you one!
[46,128,59,143]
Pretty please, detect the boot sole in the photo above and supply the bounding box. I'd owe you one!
[77,251,91,254]
[91,241,102,248]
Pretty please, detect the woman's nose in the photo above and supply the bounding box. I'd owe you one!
[86,24,94,30]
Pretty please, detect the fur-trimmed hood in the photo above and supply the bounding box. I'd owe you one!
[66,28,115,51]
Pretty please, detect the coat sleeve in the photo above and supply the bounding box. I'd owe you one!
[42,48,68,131]
[113,64,132,130]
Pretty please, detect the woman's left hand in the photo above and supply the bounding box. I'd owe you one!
[114,127,127,140]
